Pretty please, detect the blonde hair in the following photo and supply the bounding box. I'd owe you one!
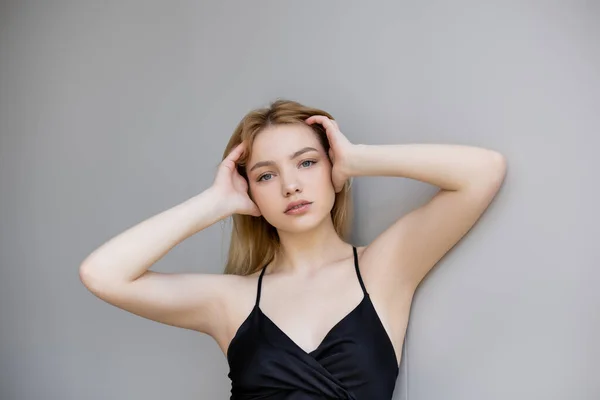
[221,99,354,276]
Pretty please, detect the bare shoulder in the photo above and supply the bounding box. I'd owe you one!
[355,243,415,307]
[355,163,505,309]
[80,268,251,338]
[212,269,264,357]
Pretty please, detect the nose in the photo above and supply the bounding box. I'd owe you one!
[281,172,302,197]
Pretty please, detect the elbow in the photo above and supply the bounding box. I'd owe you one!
[491,151,507,185]
[492,151,507,173]
[79,261,100,293]
[466,151,507,192]
[78,261,115,296]
[482,150,507,183]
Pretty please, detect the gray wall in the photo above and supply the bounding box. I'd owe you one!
[1,1,598,399]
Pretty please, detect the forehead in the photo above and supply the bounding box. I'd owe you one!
[250,123,322,160]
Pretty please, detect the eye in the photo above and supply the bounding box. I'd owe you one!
[256,160,316,182]
[300,160,317,168]
[257,173,273,182]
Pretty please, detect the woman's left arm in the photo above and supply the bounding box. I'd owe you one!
[304,116,507,294]
[348,143,507,292]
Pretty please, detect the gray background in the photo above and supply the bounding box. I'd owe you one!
[1,1,598,399]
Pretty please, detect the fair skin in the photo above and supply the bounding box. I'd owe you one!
[79,117,506,368]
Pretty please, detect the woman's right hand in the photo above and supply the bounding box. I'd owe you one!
[211,141,262,217]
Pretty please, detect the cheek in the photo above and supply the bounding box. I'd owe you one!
[316,164,334,188]
[249,184,276,211]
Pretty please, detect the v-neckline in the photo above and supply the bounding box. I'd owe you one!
[257,293,369,356]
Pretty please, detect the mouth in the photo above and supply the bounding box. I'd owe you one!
[284,202,313,214]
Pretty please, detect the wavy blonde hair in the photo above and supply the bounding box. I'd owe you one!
[221,99,353,276]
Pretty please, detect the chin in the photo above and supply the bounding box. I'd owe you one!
[282,220,322,234]
[270,209,330,234]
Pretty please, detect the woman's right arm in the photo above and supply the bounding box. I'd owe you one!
[79,140,259,336]
[78,188,236,334]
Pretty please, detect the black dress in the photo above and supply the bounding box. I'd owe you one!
[227,246,400,399]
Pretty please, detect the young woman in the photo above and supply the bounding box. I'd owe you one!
[79,99,507,399]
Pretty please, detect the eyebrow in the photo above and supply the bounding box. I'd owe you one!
[249,147,319,172]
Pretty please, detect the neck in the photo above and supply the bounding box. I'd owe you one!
[272,216,351,276]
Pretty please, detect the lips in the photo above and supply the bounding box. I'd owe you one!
[285,201,312,213]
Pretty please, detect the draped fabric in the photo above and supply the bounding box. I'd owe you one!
[227,247,399,399]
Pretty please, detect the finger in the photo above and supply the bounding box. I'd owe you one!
[305,116,338,144]
[225,141,246,163]
[219,143,245,175]
[333,180,342,193]
[306,115,336,130]
[337,178,346,193]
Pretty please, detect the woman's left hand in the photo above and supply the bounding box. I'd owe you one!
[305,115,355,193]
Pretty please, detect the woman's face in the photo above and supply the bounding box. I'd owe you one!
[245,123,336,233]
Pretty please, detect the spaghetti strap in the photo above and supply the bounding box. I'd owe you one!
[227,244,400,398]
[255,264,267,306]
[352,246,368,296]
